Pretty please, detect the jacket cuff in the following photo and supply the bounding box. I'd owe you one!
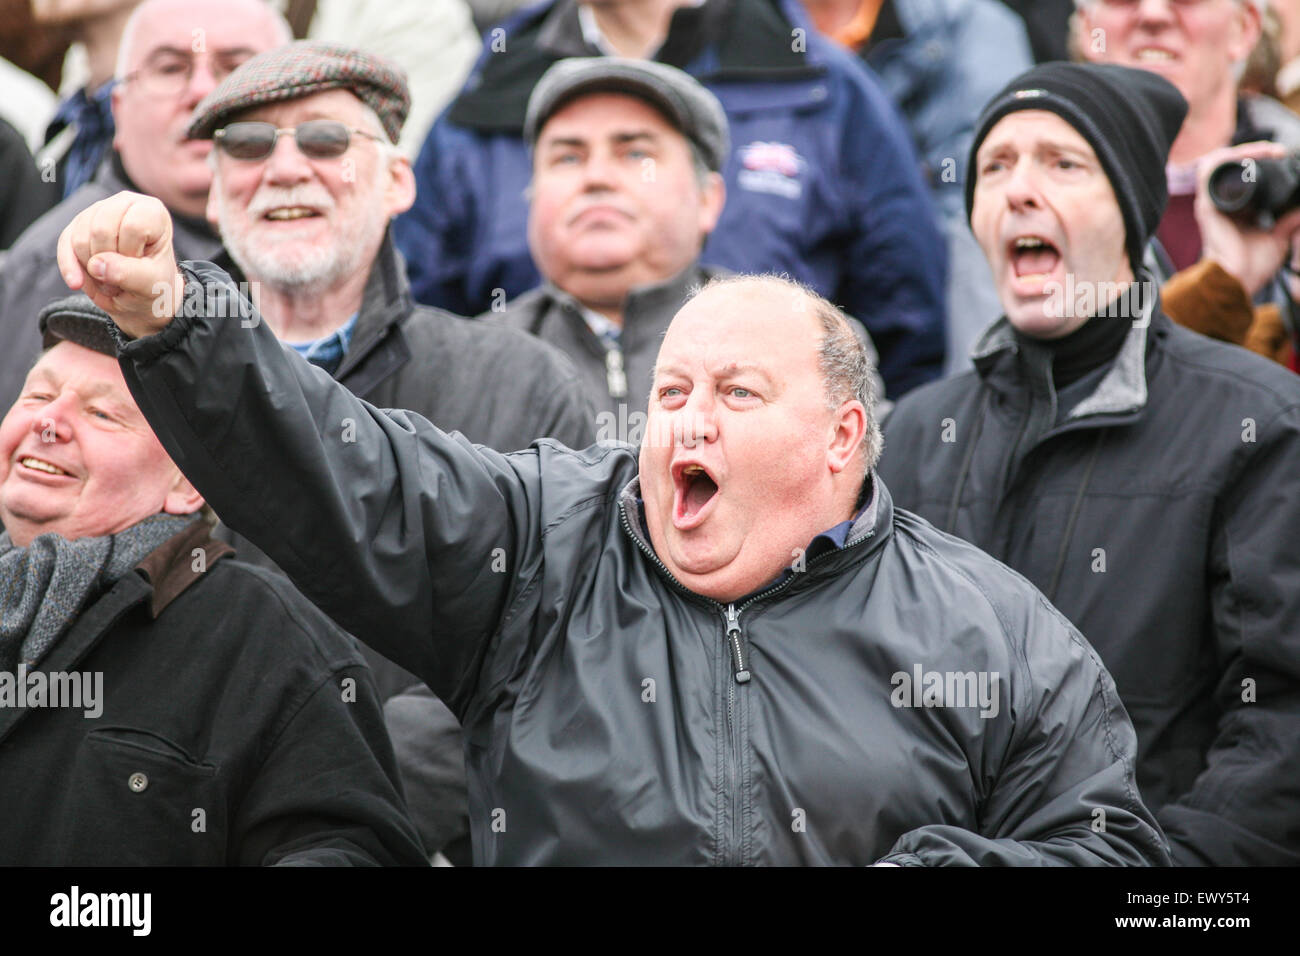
[112,263,211,363]
[876,852,925,867]
[1161,259,1254,345]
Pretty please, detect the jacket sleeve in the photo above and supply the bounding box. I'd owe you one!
[832,63,948,399]
[1158,401,1300,865]
[391,116,476,314]
[115,262,546,709]
[239,661,429,866]
[1163,260,1296,368]
[880,594,1171,866]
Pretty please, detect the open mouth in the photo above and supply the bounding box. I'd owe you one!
[1008,235,1061,283]
[263,207,323,221]
[672,462,720,530]
[18,455,70,476]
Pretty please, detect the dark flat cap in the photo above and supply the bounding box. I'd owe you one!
[38,295,118,357]
[524,57,729,173]
[187,40,410,143]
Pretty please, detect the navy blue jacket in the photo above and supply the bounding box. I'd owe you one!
[393,0,948,398]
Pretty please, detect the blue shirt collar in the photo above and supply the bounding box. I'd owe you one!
[285,312,359,376]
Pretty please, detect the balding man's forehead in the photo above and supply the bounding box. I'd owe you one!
[124,0,281,69]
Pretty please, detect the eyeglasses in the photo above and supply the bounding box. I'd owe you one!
[213,121,385,160]
[123,50,252,97]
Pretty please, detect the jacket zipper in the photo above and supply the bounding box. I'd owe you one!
[619,503,877,865]
[725,603,744,865]
[605,347,628,399]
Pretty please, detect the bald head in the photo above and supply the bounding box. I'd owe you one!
[638,274,876,603]
[116,0,291,79]
[665,275,881,466]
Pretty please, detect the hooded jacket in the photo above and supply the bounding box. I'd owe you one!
[112,260,1169,866]
[878,297,1300,865]
[0,520,427,865]
[392,0,948,398]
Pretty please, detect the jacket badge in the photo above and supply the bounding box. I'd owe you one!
[737,142,805,199]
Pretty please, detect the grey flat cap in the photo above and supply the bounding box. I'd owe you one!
[187,40,410,143]
[38,295,118,357]
[524,57,729,172]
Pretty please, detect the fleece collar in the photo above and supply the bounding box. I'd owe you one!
[971,281,1157,420]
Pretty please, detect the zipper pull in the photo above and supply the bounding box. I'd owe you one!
[725,603,751,683]
[605,348,628,399]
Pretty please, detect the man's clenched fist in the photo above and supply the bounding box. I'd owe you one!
[56,191,186,340]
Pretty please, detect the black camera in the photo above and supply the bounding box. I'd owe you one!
[1208,153,1300,228]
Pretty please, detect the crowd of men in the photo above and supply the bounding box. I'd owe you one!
[0,0,1297,866]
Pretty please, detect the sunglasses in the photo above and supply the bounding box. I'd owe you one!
[213,120,385,161]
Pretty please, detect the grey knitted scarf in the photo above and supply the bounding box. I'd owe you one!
[0,514,195,671]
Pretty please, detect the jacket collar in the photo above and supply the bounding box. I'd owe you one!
[134,519,235,619]
[971,283,1158,421]
[0,520,231,746]
[333,228,415,381]
[449,0,820,133]
[212,228,414,388]
[539,262,720,348]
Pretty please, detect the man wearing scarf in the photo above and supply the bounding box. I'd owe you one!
[878,62,1300,865]
[0,295,425,865]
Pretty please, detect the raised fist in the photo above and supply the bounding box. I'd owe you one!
[56,191,185,340]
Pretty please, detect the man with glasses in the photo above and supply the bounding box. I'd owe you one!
[0,0,291,412]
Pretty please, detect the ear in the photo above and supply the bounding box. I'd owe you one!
[110,86,124,151]
[205,164,221,227]
[162,467,205,516]
[826,400,868,475]
[1229,0,1263,62]
[697,171,726,237]
[383,154,417,219]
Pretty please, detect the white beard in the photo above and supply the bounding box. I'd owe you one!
[216,177,390,294]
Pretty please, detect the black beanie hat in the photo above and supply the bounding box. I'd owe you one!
[965,62,1188,270]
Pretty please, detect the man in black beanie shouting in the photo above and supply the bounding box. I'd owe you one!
[878,62,1300,865]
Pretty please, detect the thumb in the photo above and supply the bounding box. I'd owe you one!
[88,251,173,300]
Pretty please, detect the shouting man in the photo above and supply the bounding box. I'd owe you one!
[879,62,1300,865]
[55,193,1167,865]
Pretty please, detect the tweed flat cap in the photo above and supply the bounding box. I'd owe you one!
[39,295,118,357]
[187,40,410,143]
[524,57,729,172]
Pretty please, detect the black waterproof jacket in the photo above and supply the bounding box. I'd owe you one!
[879,305,1300,865]
[0,521,427,865]
[113,261,1170,866]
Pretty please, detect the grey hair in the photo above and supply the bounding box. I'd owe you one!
[685,274,883,471]
[116,0,294,80]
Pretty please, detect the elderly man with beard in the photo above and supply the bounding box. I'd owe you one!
[0,0,292,412]
[187,40,594,863]
[0,295,425,865]
[54,184,1170,865]
[193,41,592,460]
[878,62,1300,864]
